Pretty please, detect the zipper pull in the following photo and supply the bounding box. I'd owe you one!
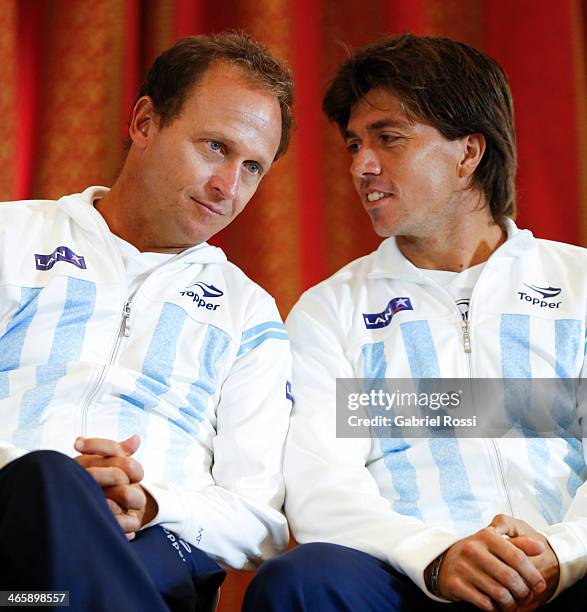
[461,320,471,353]
[122,301,132,337]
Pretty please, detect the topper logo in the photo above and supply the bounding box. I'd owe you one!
[180,282,223,311]
[518,284,562,309]
[188,282,224,298]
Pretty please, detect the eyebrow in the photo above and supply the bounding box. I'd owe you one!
[344,119,412,140]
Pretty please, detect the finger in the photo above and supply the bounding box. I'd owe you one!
[509,535,545,558]
[104,484,147,512]
[469,567,519,610]
[75,455,143,483]
[461,538,531,603]
[445,575,497,611]
[119,434,141,456]
[126,532,136,541]
[115,511,141,534]
[85,466,131,487]
[488,536,546,595]
[75,437,127,457]
[105,498,124,516]
[490,514,525,538]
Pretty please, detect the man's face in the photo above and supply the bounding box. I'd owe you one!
[345,89,468,238]
[133,61,282,250]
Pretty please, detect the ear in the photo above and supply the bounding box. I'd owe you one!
[458,133,486,179]
[128,96,158,149]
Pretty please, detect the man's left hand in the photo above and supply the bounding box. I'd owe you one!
[74,435,158,539]
[489,514,560,610]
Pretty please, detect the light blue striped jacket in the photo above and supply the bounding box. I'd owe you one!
[285,221,587,598]
[0,187,292,569]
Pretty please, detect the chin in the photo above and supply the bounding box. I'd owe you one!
[370,219,403,238]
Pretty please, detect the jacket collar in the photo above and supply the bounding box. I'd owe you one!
[367,219,535,281]
[56,186,228,265]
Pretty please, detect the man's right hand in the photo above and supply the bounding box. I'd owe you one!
[74,435,145,538]
[428,522,546,611]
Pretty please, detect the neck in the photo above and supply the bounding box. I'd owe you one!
[94,167,183,254]
[396,209,507,272]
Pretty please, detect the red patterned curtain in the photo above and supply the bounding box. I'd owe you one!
[2,1,586,607]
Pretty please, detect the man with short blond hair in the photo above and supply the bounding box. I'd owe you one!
[0,32,293,611]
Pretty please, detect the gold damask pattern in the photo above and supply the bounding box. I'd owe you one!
[142,0,175,70]
[227,0,300,317]
[0,1,17,199]
[32,0,124,198]
[571,0,587,246]
[321,0,386,275]
[426,0,484,45]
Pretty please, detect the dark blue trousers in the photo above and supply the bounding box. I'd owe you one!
[0,451,225,612]
[244,542,587,611]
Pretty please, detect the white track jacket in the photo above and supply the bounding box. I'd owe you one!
[285,222,587,599]
[0,187,292,570]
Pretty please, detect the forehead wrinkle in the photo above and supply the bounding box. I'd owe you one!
[367,119,412,131]
[207,98,275,129]
[344,119,412,141]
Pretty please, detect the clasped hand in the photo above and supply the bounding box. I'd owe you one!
[74,434,156,540]
[429,514,560,611]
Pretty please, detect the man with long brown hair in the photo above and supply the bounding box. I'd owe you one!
[246,34,587,611]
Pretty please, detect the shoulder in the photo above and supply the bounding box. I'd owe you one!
[525,238,587,280]
[0,198,61,220]
[291,250,378,319]
[218,259,277,311]
[533,237,587,260]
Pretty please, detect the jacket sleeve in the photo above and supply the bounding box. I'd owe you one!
[284,289,459,599]
[0,443,28,470]
[141,295,292,570]
[541,335,587,598]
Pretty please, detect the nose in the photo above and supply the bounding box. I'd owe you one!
[350,147,382,178]
[209,162,240,200]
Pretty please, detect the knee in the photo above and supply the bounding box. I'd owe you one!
[2,450,80,481]
[252,542,350,589]
[245,543,372,611]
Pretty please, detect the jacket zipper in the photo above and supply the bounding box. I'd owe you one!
[434,279,514,517]
[461,319,471,354]
[79,299,132,437]
[491,438,514,515]
[75,202,195,437]
[466,279,514,517]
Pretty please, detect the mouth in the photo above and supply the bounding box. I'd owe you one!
[364,190,392,205]
[190,197,224,216]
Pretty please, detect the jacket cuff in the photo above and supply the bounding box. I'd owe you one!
[140,481,187,534]
[541,522,587,600]
[392,528,460,602]
[0,446,28,471]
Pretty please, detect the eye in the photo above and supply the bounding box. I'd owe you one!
[380,133,400,145]
[244,161,262,175]
[346,142,360,155]
[208,140,225,153]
